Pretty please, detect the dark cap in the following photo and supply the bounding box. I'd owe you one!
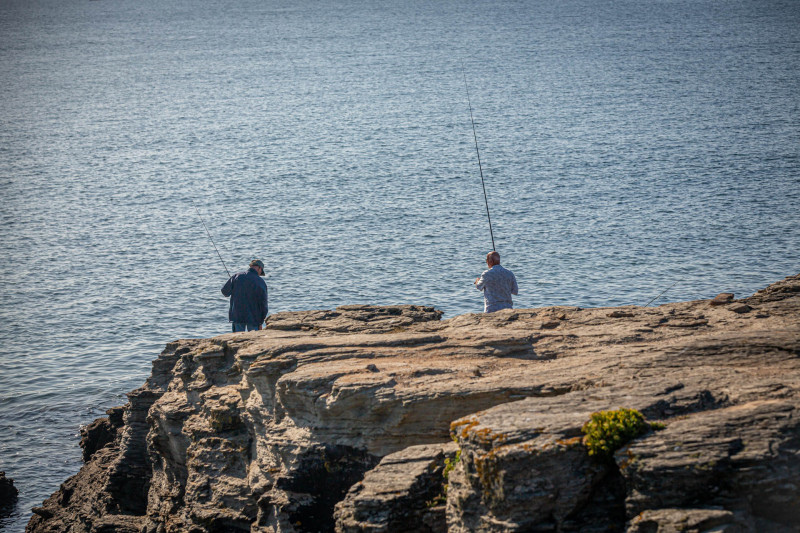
[249,259,265,275]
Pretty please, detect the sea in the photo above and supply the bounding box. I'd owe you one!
[1,0,798,530]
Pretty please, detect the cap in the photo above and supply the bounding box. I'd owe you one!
[249,259,265,275]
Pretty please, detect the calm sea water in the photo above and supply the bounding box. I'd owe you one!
[1,0,798,529]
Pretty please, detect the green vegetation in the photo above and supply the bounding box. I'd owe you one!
[443,449,461,480]
[427,449,461,507]
[581,408,648,461]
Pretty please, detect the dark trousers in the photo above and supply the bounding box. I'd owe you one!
[232,322,259,332]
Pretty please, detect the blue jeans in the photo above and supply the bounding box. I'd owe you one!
[232,322,260,332]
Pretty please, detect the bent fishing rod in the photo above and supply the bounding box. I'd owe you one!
[461,60,496,252]
[191,199,231,278]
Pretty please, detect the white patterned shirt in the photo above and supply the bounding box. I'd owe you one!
[475,265,519,313]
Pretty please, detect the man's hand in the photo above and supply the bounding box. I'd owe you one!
[474,277,480,285]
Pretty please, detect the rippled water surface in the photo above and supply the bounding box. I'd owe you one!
[1,0,799,529]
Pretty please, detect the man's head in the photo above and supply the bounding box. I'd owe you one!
[486,251,500,267]
[249,259,265,276]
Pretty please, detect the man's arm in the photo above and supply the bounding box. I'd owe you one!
[261,283,269,323]
[511,274,519,296]
[221,275,234,297]
[475,272,487,291]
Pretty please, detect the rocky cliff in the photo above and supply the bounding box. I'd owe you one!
[1,471,18,515]
[28,275,800,533]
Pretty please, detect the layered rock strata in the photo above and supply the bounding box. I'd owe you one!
[334,442,459,533]
[27,277,800,532]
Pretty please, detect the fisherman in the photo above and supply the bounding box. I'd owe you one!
[221,259,269,332]
[474,251,518,313]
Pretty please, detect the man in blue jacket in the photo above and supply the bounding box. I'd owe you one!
[221,259,269,332]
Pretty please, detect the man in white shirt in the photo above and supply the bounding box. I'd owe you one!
[474,251,518,313]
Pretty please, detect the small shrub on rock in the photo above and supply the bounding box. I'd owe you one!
[581,408,648,461]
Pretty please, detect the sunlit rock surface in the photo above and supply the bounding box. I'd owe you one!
[27,277,800,532]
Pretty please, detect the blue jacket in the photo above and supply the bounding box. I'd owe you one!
[221,268,269,325]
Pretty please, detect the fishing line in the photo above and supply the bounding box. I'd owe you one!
[642,280,679,307]
[461,60,496,252]
[191,199,231,278]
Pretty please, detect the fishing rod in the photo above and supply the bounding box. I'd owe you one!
[642,280,679,307]
[461,60,496,252]
[191,199,231,278]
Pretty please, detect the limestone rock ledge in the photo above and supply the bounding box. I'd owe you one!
[26,278,800,533]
